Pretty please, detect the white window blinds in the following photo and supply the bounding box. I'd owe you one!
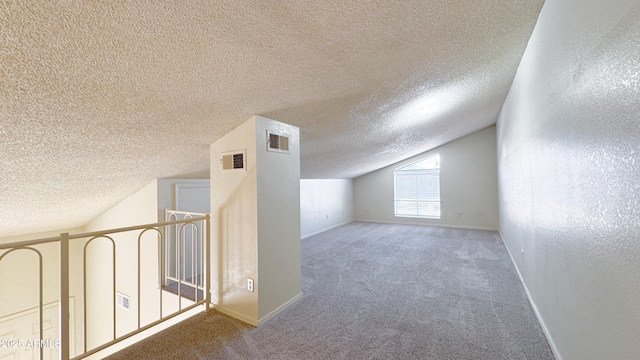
[394,154,441,218]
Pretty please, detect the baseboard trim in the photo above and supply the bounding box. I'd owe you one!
[354,219,497,232]
[301,220,353,239]
[213,305,258,327]
[213,292,304,327]
[498,230,562,360]
[258,292,303,325]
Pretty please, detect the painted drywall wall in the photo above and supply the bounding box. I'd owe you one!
[0,229,82,320]
[79,179,199,357]
[255,116,302,323]
[300,179,354,238]
[210,115,302,325]
[210,117,259,324]
[497,1,640,359]
[0,228,84,357]
[82,180,160,350]
[354,126,498,230]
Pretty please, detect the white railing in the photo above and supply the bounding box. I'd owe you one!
[164,210,208,298]
[0,213,210,360]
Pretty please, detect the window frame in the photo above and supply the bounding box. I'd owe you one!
[393,153,441,219]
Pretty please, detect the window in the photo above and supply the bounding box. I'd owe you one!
[394,154,441,218]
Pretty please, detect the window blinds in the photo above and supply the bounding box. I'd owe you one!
[394,155,441,218]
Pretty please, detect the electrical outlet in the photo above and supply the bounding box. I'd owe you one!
[247,278,254,292]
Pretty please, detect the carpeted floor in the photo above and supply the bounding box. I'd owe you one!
[107,222,554,360]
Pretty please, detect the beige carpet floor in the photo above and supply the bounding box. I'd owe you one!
[107,222,554,360]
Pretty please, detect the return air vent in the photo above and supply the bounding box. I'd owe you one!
[267,131,289,153]
[116,292,130,311]
[221,150,246,171]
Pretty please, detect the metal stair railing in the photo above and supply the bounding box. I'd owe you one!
[0,214,211,360]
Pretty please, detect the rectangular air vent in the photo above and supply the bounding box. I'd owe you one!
[116,292,130,311]
[267,131,289,153]
[221,150,246,171]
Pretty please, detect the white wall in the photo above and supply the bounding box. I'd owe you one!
[82,180,160,350]
[300,179,353,238]
[0,227,84,357]
[354,126,498,230]
[210,115,302,326]
[0,238,61,317]
[497,1,640,359]
[69,179,204,356]
[255,116,302,324]
[0,229,83,319]
[210,117,259,324]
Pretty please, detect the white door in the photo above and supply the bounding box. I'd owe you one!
[175,184,210,213]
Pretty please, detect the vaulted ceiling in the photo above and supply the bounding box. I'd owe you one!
[0,0,545,237]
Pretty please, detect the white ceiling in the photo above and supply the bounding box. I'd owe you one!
[0,0,544,237]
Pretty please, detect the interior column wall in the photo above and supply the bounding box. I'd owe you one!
[210,115,302,326]
[255,116,302,324]
[209,118,259,324]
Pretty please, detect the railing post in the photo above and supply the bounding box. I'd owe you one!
[205,214,211,312]
[60,233,71,360]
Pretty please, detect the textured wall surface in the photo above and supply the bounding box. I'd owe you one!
[256,116,301,323]
[82,180,159,352]
[210,117,259,324]
[210,116,302,325]
[300,179,354,239]
[355,126,498,230]
[497,0,640,359]
[0,0,543,237]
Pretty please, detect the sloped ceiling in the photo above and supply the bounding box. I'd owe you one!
[0,0,544,237]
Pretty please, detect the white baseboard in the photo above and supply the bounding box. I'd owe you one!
[213,292,303,327]
[301,220,353,239]
[498,230,562,360]
[213,305,258,327]
[354,219,497,231]
[258,292,303,325]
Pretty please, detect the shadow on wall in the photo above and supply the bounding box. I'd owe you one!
[216,166,258,320]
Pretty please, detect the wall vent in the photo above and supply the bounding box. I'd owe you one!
[221,150,246,171]
[116,292,130,311]
[267,131,289,153]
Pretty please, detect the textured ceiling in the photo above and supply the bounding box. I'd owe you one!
[0,0,544,237]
